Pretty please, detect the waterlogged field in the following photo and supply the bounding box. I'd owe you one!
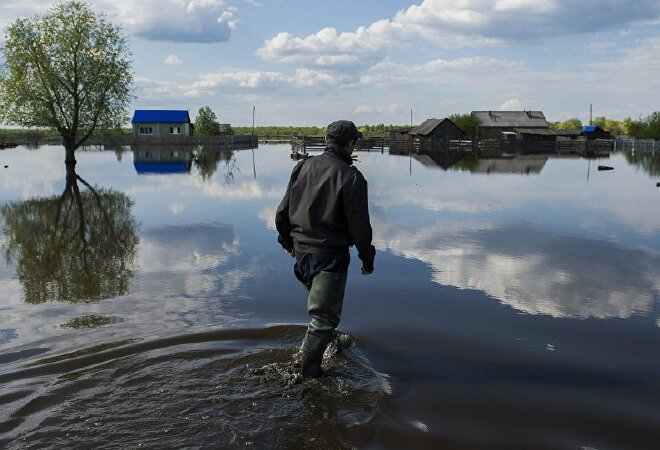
[1,144,660,449]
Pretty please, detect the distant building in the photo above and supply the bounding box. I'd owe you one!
[582,125,612,140]
[472,111,549,140]
[132,110,193,137]
[511,128,582,153]
[409,118,465,152]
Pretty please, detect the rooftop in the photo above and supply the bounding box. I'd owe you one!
[132,110,191,124]
[409,118,460,136]
[472,111,549,128]
[515,128,582,137]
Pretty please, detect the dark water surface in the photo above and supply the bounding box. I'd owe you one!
[1,145,660,449]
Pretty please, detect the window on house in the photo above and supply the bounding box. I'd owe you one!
[139,127,153,135]
[169,126,182,135]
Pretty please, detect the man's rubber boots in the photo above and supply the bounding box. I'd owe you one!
[301,330,332,378]
[333,331,354,353]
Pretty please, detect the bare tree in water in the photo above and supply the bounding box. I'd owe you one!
[0,166,138,304]
[0,0,132,167]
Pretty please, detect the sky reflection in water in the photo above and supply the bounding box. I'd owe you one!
[1,145,659,348]
[2,144,660,449]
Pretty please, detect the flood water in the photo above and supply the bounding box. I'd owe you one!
[1,144,660,449]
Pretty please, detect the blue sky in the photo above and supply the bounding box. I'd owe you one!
[2,0,660,126]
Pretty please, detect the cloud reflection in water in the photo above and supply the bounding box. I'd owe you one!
[375,219,660,320]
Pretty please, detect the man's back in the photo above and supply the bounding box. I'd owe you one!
[286,151,367,254]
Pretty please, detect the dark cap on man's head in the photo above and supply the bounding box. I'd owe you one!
[326,120,363,145]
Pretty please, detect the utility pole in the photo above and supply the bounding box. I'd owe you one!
[410,108,413,128]
[589,104,593,126]
[251,105,257,179]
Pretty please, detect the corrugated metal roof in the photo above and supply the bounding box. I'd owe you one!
[472,111,548,128]
[132,110,191,124]
[409,118,459,136]
[514,128,581,136]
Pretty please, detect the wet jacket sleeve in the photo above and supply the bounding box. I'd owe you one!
[343,169,375,267]
[275,161,304,252]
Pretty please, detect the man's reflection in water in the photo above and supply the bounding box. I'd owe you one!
[1,163,138,304]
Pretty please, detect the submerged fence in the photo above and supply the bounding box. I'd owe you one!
[615,138,659,153]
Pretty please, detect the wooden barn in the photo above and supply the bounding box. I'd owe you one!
[472,111,550,140]
[409,118,465,152]
[515,128,582,154]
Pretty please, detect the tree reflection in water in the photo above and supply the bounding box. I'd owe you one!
[1,164,138,304]
[623,149,660,177]
[193,146,240,184]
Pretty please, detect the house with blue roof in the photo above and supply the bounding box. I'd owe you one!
[132,110,193,137]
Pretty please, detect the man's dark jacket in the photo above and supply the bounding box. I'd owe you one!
[275,148,374,265]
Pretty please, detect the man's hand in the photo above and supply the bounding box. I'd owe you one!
[360,245,375,275]
[277,235,295,257]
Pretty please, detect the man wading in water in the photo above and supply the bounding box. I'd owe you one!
[276,120,376,378]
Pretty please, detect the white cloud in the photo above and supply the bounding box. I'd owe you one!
[499,98,524,110]
[494,0,558,13]
[374,220,660,320]
[360,56,525,86]
[353,104,402,115]
[136,67,345,101]
[164,54,183,65]
[258,0,660,66]
[0,0,238,44]
[115,0,238,43]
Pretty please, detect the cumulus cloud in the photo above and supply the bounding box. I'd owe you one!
[499,98,524,110]
[258,0,660,66]
[360,56,525,86]
[164,54,183,65]
[0,0,238,44]
[136,67,347,100]
[353,104,402,115]
[116,0,238,43]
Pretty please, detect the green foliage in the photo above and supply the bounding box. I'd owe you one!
[232,126,326,138]
[194,106,221,136]
[623,149,660,177]
[0,0,133,150]
[593,117,625,136]
[1,171,138,304]
[618,113,660,139]
[448,114,479,138]
[551,118,583,130]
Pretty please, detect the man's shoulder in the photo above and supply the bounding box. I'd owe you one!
[349,166,367,184]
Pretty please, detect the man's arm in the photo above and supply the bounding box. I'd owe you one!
[343,169,376,273]
[275,161,305,253]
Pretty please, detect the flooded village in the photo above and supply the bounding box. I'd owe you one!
[3,1,660,450]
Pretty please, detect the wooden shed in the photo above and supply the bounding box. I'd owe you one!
[472,111,549,140]
[409,118,465,152]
